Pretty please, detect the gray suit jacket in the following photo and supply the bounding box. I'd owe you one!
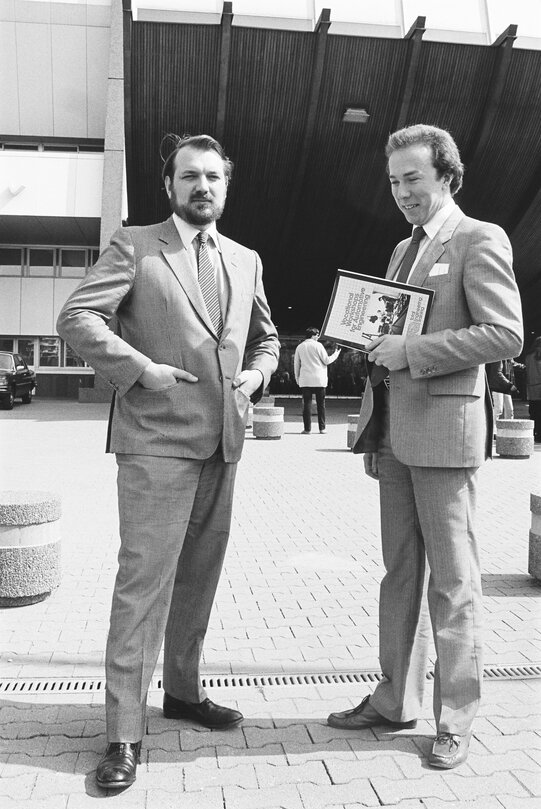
[57,217,280,462]
[353,207,523,467]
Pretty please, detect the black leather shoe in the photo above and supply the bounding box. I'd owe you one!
[96,741,141,789]
[327,695,417,730]
[163,694,243,728]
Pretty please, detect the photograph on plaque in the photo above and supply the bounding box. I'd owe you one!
[321,270,434,353]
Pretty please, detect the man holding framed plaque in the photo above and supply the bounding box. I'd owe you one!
[326,125,523,769]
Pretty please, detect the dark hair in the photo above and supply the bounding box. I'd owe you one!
[160,133,234,185]
[306,327,320,339]
[385,124,464,195]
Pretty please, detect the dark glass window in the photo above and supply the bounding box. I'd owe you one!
[18,338,35,367]
[0,248,22,276]
[29,249,55,277]
[60,249,86,278]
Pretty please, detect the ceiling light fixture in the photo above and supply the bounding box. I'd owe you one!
[342,107,370,124]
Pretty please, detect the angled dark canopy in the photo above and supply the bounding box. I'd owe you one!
[124,5,541,343]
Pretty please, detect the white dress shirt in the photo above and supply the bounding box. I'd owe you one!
[172,213,229,316]
[397,199,456,283]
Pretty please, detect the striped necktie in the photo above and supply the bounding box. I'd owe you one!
[197,231,223,337]
[370,226,426,388]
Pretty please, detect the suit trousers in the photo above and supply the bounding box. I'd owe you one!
[369,395,483,735]
[105,450,237,742]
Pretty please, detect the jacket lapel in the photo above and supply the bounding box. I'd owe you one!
[159,217,218,339]
[220,237,242,337]
[410,206,465,286]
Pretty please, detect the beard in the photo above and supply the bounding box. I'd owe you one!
[169,190,225,226]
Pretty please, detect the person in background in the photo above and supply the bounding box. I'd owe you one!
[327,124,523,769]
[525,336,541,442]
[57,133,279,789]
[294,328,340,434]
[487,359,519,420]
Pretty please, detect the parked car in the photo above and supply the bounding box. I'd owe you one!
[0,352,36,409]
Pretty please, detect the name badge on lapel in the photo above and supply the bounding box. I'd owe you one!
[429,263,449,277]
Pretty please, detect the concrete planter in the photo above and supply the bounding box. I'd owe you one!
[253,406,284,440]
[0,491,61,607]
[529,491,541,581]
[495,419,534,458]
[347,414,358,449]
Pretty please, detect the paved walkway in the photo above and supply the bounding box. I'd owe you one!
[0,398,540,808]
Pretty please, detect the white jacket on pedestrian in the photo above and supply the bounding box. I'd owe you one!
[294,339,340,388]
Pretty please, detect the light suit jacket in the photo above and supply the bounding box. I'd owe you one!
[57,217,280,463]
[353,207,523,467]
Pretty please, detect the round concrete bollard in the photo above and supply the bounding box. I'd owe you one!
[529,491,541,581]
[253,405,284,440]
[0,491,61,607]
[495,419,534,458]
[347,414,358,449]
[245,403,254,430]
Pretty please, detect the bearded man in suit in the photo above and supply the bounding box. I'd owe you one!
[327,125,523,768]
[57,134,279,788]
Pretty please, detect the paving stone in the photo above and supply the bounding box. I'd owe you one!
[511,768,541,795]
[298,780,380,807]
[217,743,286,767]
[443,770,533,801]
[487,714,541,734]
[145,787,224,808]
[0,773,36,800]
[179,726,247,751]
[422,798,503,809]
[255,760,330,787]
[223,784,304,809]
[467,749,540,775]
[370,773,457,804]
[184,761,257,790]
[43,735,103,756]
[498,798,541,809]
[243,724,312,748]
[67,789,146,807]
[327,756,404,782]
[476,731,541,754]
[2,799,69,809]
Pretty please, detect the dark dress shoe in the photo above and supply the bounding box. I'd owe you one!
[327,695,417,730]
[428,732,470,768]
[163,694,243,728]
[96,741,141,789]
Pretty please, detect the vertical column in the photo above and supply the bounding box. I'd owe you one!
[100,0,126,252]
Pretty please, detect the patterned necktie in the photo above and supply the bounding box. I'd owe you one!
[394,226,426,284]
[197,231,223,337]
[370,226,426,388]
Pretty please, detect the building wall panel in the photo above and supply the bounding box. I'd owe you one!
[0,21,20,133]
[16,21,54,134]
[52,23,88,137]
[0,277,21,333]
[21,277,55,334]
[87,24,110,137]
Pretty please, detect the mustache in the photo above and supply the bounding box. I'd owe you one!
[190,194,212,202]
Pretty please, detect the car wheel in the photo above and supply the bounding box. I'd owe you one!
[3,391,14,410]
[22,391,32,404]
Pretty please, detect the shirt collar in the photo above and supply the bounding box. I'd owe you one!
[417,198,456,241]
[172,213,222,252]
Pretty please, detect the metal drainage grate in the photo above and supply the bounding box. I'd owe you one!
[1,664,541,695]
